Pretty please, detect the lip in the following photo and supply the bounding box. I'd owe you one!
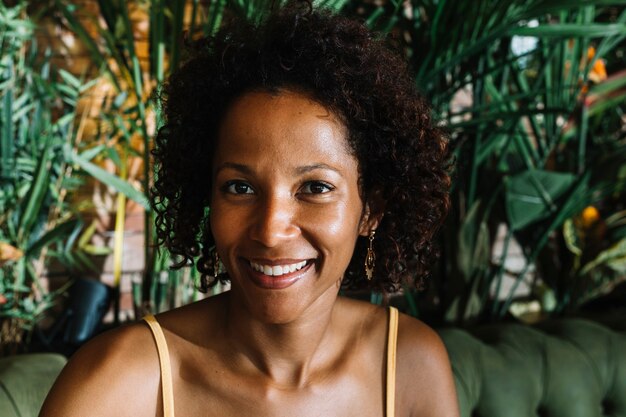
[243,258,314,290]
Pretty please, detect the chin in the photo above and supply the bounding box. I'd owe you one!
[237,286,337,325]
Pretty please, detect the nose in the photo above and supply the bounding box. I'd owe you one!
[248,194,300,247]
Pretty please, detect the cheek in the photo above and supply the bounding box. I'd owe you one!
[320,203,362,239]
[305,201,363,262]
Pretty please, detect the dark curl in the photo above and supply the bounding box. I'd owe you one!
[152,1,451,292]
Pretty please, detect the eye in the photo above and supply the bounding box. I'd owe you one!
[300,181,334,194]
[224,180,255,195]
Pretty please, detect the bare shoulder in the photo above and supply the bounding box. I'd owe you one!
[39,320,161,417]
[395,312,460,417]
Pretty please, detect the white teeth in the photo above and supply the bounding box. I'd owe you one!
[250,260,308,276]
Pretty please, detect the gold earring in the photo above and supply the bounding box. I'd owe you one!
[365,230,376,280]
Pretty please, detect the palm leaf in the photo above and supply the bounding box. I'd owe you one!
[67,145,150,209]
[505,170,577,231]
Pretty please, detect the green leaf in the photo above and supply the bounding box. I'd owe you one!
[67,145,150,210]
[73,249,99,272]
[55,112,76,130]
[511,23,626,38]
[25,218,81,257]
[77,219,97,248]
[1,65,14,176]
[56,83,79,100]
[79,144,105,162]
[606,210,626,228]
[580,237,626,275]
[463,277,484,321]
[505,170,577,231]
[106,146,122,168]
[457,200,491,282]
[83,244,112,256]
[588,91,626,116]
[444,297,460,323]
[563,218,583,256]
[314,0,349,11]
[58,68,81,90]
[18,136,53,241]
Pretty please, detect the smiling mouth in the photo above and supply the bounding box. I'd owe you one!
[245,259,313,289]
[249,260,308,276]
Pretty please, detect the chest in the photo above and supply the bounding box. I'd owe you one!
[170,353,388,417]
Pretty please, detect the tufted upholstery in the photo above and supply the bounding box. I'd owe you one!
[438,319,626,417]
[0,353,66,417]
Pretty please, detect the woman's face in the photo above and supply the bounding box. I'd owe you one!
[210,90,373,323]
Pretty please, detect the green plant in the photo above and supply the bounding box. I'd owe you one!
[354,0,626,323]
[0,2,100,353]
[53,0,626,324]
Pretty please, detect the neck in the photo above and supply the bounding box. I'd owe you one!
[224,289,343,388]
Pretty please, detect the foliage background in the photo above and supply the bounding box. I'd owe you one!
[0,1,101,352]
[1,0,624,350]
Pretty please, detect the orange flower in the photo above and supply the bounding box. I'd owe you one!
[587,46,607,83]
[581,206,600,228]
[0,294,6,305]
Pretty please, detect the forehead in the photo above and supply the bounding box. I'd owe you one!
[215,90,355,168]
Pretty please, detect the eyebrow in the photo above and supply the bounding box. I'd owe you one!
[294,163,341,175]
[214,162,342,176]
[214,162,253,176]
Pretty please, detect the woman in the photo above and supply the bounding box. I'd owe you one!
[40,2,458,416]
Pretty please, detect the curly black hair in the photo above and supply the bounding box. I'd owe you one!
[152,1,451,293]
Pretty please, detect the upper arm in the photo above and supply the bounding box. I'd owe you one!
[396,315,460,417]
[39,323,161,417]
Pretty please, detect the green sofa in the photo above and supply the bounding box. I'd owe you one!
[1,319,624,417]
[0,353,66,417]
[439,319,626,417]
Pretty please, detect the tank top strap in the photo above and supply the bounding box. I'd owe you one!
[144,315,176,417]
[386,306,399,417]
[143,309,397,417]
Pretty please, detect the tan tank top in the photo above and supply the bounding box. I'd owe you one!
[144,306,399,417]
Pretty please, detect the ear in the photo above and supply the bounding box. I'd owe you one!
[358,188,386,236]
